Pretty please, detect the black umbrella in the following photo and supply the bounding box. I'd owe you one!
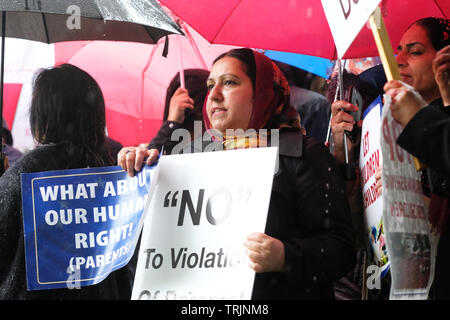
[0,0,183,174]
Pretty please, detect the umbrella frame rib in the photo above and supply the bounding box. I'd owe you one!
[0,11,4,155]
[143,25,159,43]
[40,12,50,44]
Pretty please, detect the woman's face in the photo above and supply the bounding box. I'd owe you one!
[396,24,440,102]
[206,56,254,134]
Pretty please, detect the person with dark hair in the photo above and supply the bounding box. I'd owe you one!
[0,64,132,299]
[327,69,380,169]
[380,17,450,299]
[147,68,209,154]
[1,117,23,168]
[358,64,387,98]
[118,48,355,299]
[326,69,387,300]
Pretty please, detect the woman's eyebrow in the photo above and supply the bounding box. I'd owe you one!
[208,73,240,81]
[219,73,240,79]
[398,42,424,51]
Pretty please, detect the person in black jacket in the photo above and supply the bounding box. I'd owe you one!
[385,18,450,175]
[0,64,132,299]
[2,117,23,168]
[147,69,209,154]
[118,48,355,299]
[382,17,450,299]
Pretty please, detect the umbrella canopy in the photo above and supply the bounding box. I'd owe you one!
[0,0,182,44]
[159,0,449,59]
[60,27,236,146]
[2,82,21,130]
[0,0,183,167]
[264,50,334,79]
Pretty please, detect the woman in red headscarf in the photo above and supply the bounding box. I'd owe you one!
[119,48,355,299]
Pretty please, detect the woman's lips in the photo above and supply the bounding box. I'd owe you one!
[211,107,227,117]
[400,73,411,82]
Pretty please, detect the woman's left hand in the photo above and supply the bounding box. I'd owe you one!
[433,45,450,106]
[244,232,285,273]
[384,80,427,128]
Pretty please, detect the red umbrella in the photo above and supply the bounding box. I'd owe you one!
[158,0,449,59]
[55,27,236,146]
[2,83,22,130]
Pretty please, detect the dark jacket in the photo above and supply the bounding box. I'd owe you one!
[148,120,185,154]
[191,129,355,299]
[397,99,450,177]
[397,99,450,299]
[0,143,132,300]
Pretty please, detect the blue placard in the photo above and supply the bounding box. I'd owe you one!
[21,164,156,290]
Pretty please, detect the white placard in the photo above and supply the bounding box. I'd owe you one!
[380,96,435,300]
[321,0,381,58]
[359,96,389,274]
[132,147,278,300]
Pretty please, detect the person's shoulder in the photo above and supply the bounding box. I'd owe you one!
[302,134,335,161]
[278,129,333,160]
[291,86,328,101]
[278,129,303,158]
[13,144,63,172]
[4,144,23,162]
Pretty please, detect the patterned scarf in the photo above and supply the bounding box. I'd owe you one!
[203,49,301,150]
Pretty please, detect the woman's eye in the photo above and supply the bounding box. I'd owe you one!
[411,51,423,56]
[207,84,214,91]
[223,80,236,86]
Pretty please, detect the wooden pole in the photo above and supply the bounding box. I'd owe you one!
[368,11,425,171]
[368,13,400,82]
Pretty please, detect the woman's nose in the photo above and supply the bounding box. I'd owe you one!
[396,51,407,68]
[209,84,223,101]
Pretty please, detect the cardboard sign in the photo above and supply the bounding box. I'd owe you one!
[321,0,381,58]
[131,147,278,300]
[21,165,157,290]
[359,96,389,276]
[380,96,435,300]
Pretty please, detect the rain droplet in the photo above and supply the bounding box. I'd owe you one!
[325,193,328,198]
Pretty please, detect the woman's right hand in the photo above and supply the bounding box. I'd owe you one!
[117,147,159,177]
[374,166,382,196]
[433,45,450,106]
[330,101,359,163]
[167,87,194,123]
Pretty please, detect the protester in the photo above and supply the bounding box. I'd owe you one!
[2,117,23,167]
[147,69,209,154]
[0,64,132,299]
[326,69,384,300]
[380,17,450,299]
[118,48,355,299]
